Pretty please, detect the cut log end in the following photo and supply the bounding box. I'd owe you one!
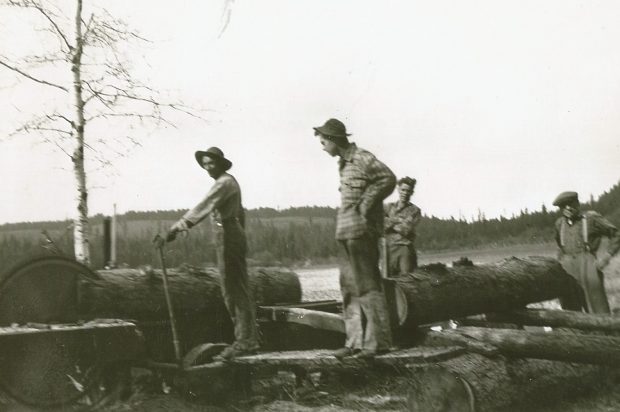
[407,367,475,412]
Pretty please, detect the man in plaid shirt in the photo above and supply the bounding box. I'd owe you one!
[314,118,396,359]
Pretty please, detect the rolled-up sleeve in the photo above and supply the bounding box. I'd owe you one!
[183,178,235,226]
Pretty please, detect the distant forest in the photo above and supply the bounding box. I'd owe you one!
[1,182,619,273]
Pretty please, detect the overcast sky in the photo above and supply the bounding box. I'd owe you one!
[1,0,619,224]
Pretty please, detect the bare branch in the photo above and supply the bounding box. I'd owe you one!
[45,113,74,127]
[218,0,235,38]
[0,59,68,92]
[30,0,73,51]
[85,112,176,128]
[5,0,72,52]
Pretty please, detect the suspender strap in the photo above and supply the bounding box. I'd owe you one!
[559,215,590,252]
[582,215,590,252]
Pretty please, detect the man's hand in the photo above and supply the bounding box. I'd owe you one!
[165,230,178,243]
[167,219,189,242]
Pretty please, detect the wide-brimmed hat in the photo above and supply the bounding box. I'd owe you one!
[552,191,578,207]
[194,147,232,171]
[313,118,351,138]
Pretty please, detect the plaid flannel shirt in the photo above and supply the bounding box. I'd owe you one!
[336,143,396,240]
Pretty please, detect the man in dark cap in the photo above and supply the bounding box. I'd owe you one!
[313,118,396,359]
[167,147,259,359]
[384,176,422,276]
[553,191,620,313]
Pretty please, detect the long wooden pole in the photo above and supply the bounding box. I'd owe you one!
[155,237,182,365]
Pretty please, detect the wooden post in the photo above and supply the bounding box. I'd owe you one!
[103,217,111,269]
[110,203,117,268]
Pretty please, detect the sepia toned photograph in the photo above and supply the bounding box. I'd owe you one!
[1,1,620,410]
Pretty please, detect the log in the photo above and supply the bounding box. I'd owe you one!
[488,308,620,333]
[79,266,300,320]
[378,256,574,330]
[77,266,301,361]
[407,352,608,412]
[436,326,620,366]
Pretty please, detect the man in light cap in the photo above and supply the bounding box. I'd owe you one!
[384,176,422,276]
[167,147,259,359]
[553,191,620,313]
[313,118,396,359]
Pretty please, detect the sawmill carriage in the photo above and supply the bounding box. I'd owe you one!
[0,253,618,411]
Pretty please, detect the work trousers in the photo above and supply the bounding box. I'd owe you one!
[339,234,393,351]
[387,243,417,276]
[559,252,611,314]
[216,220,260,350]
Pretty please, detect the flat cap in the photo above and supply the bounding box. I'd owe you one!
[552,191,579,207]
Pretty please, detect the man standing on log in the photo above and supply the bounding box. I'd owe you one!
[384,176,422,276]
[553,191,620,314]
[167,147,259,359]
[314,118,396,359]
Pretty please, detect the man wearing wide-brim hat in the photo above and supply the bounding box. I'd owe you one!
[167,147,259,359]
[313,118,396,359]
[553,191,620,313]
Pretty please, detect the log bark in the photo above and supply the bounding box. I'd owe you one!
[487,308,620,333]
[436,326,620,366]
[407,352,608,412]
[379,256,574,330]
[79,266,301,320]
[78,266,301,361]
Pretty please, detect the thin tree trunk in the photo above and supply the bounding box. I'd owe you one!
[71,0,90,265]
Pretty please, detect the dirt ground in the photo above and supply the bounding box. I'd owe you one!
[97,246,620,412]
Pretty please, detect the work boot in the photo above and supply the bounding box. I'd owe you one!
[214,344,258,361]
[333,347,358,360]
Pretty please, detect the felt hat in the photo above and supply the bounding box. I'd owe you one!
[194,147,232,171]
[313,118,351,138]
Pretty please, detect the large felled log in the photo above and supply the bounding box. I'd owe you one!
[407,352,608,412]
[437,326,620,366]
[487,308,620,333]
[79,266,301,320]
[77,266,301,360]
[379,256,574,330]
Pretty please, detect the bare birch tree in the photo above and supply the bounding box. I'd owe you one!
[0,0,203,265]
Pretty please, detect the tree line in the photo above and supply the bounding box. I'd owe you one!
[1,183,618,273]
